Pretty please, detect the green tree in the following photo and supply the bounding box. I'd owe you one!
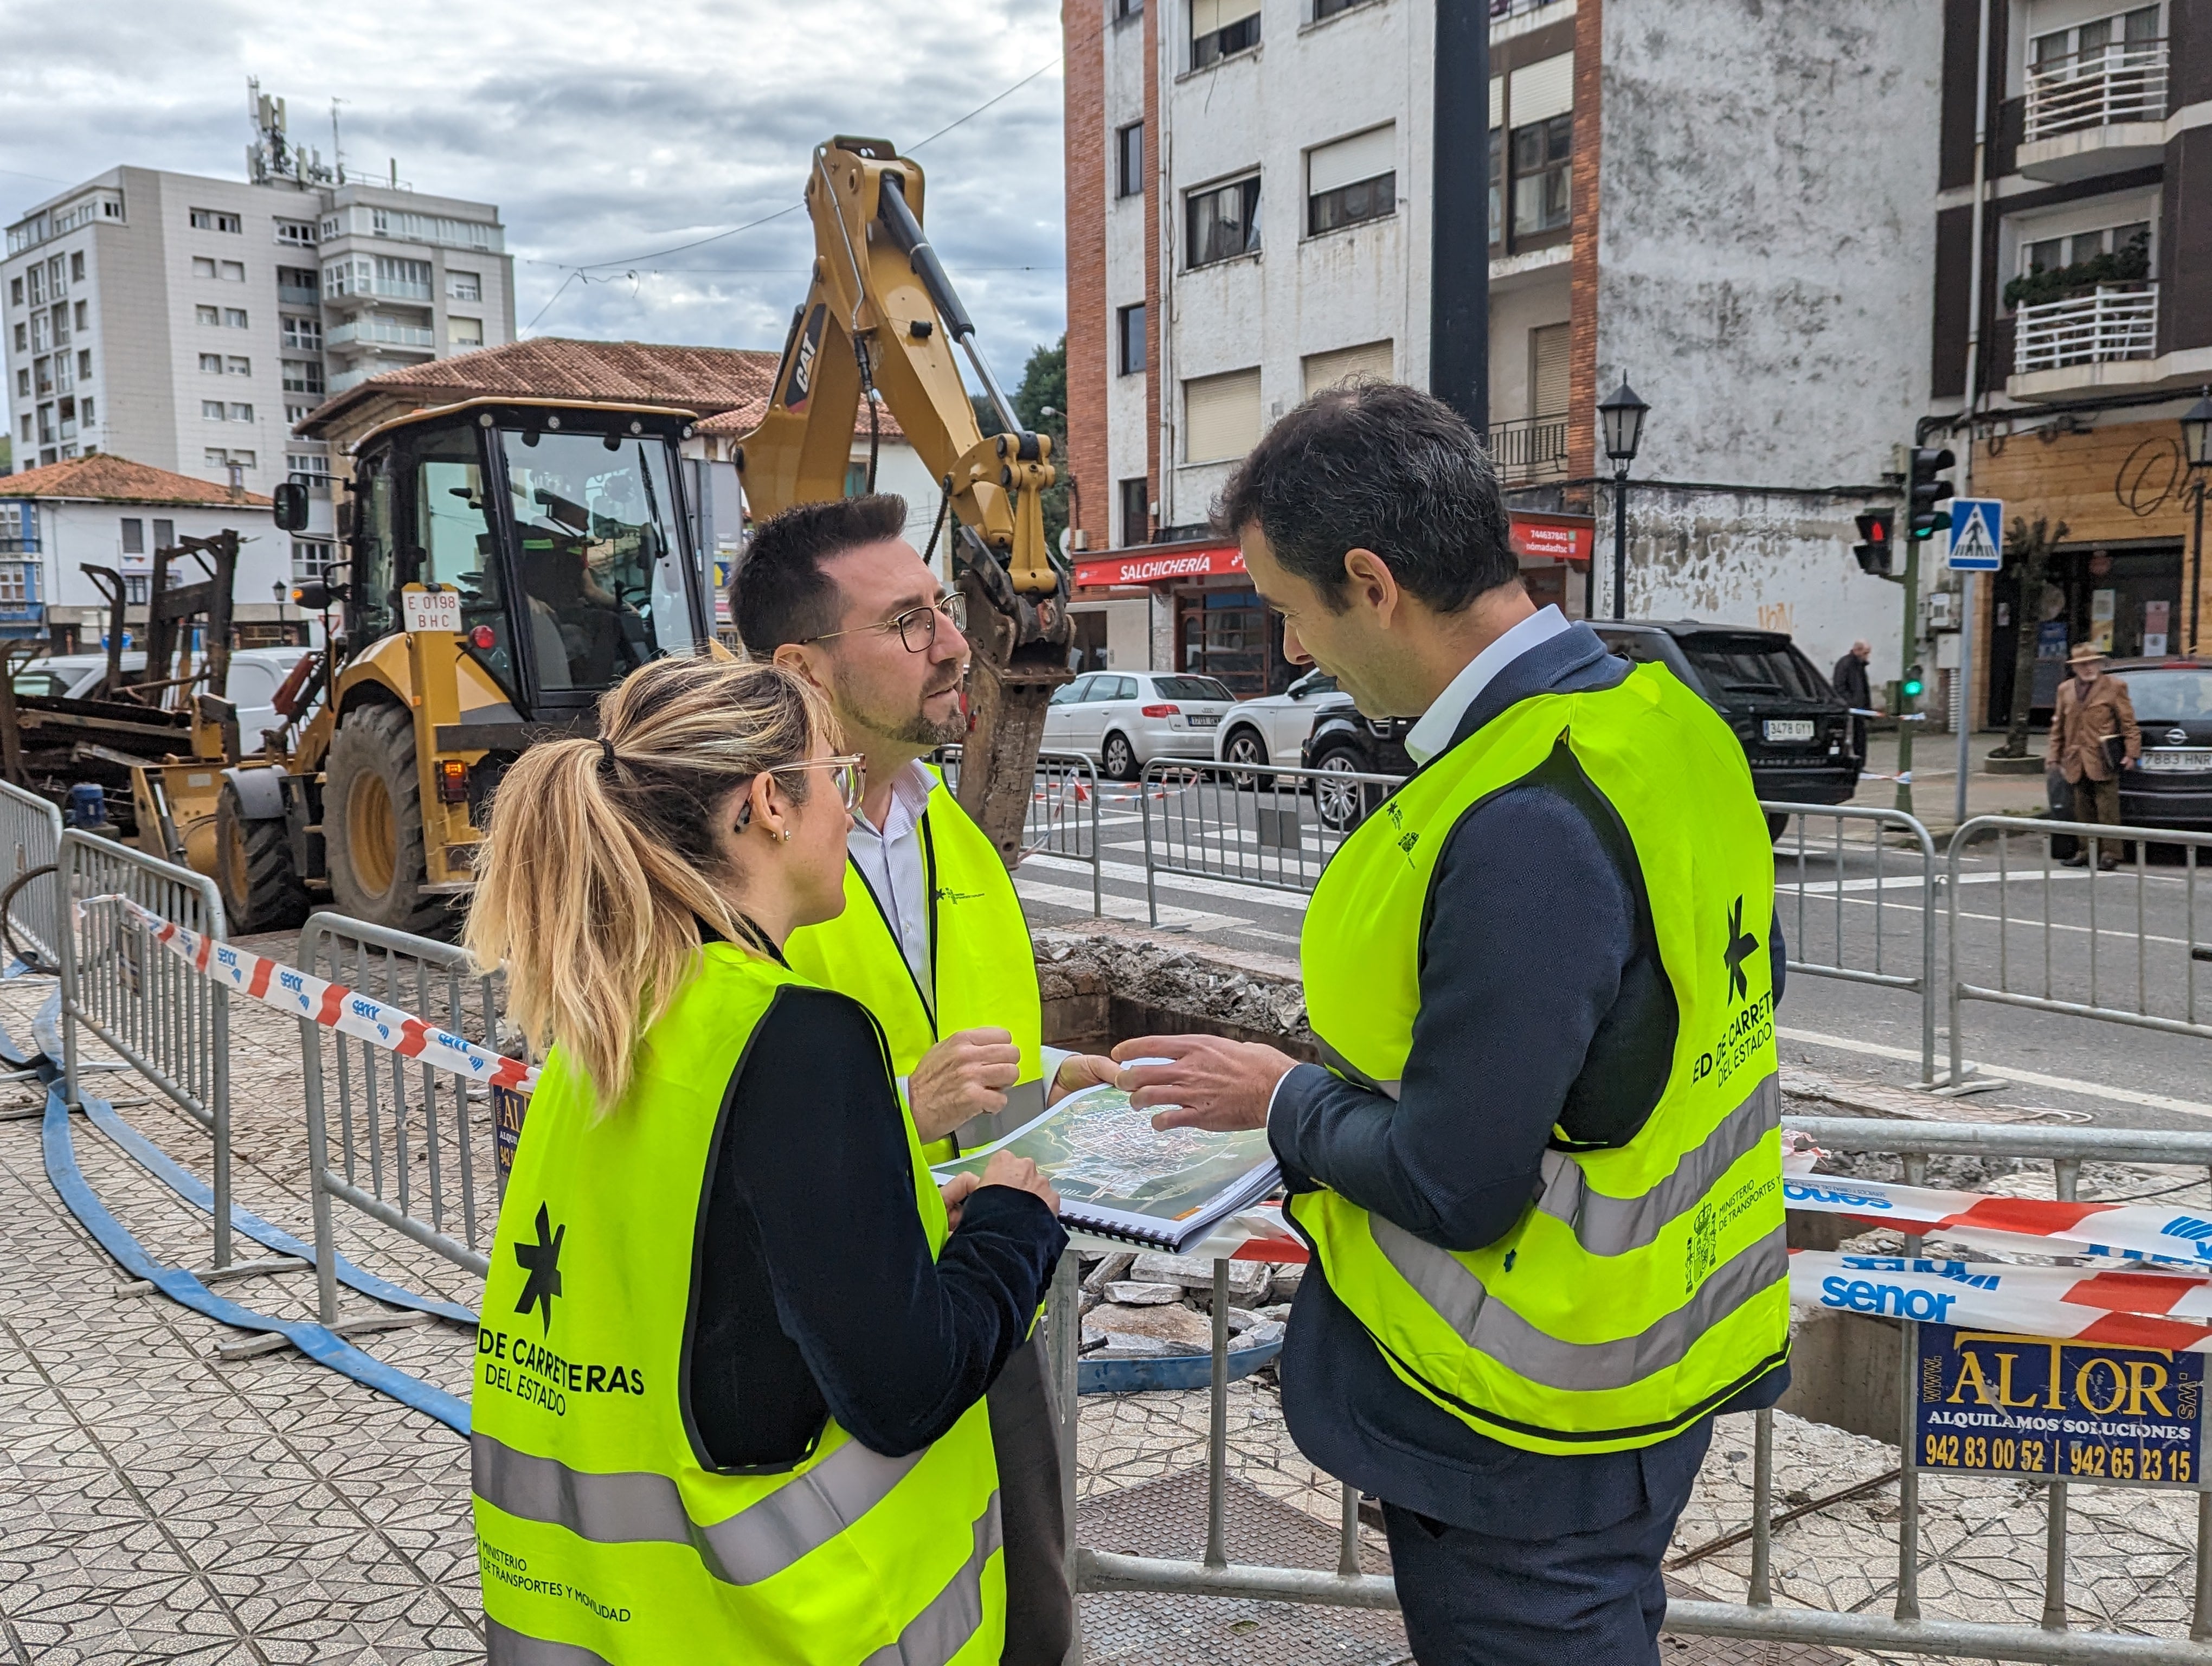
[969,336,1071,552]
[1996,514,2068,758]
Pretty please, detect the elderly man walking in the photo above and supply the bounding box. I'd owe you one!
[2046,642,2141,868]
[1831,640,1873,767]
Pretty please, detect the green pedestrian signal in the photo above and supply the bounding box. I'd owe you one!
[1901,664,1926,700]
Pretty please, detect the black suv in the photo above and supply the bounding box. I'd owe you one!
[1592,621,1859,833]
[1302,707,1414,830]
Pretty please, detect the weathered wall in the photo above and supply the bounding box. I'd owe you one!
[1626,486,1911,683]
[1595,0,1943,674]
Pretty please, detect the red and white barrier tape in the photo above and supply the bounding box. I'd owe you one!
[75,894,537,1095]
[1784,1170,2212,1270]
[1792,1250,2212,1350]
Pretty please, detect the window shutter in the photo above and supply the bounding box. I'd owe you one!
[1490,75,1504,129]
[1302,340,1395,398]
[1184,368,1264,463]
[1192,0,1261,34]
[1531,324,1571,418]
[1308,125,1396,195]
[1509,53,1574,124]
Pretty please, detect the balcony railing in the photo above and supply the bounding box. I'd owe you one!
[1488,0,1567,16]
[278,281,320,306]
[1487,413,1570,479]
[324,277,434,304]
[2014,282,2158,374]
[326,366,379,395]
[326,318,435,350]
[2024,39,2167,142]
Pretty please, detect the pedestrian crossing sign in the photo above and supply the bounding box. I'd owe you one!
[1947,498,2003,572]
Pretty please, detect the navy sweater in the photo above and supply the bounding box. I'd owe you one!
[686,983,1066,1468]
[1270,623,1789,1536]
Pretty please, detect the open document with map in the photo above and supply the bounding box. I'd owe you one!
[930,1083,1282,1253]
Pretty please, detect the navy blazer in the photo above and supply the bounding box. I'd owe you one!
[1269,620,1789,1535]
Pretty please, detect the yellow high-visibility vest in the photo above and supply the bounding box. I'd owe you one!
[785,766,1043,1158]
[471,944,1001,1664]
[1290,662,1789,1456]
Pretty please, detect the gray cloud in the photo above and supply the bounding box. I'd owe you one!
[0,0,1069,423]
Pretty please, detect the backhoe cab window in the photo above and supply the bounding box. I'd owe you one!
[498,429,692,694]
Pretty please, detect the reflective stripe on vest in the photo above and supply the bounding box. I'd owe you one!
[783,771,1043,1159]
[1290,662,1790,1454]
[488,1618,616,1666]
[472,1431,923,1586]
[860,1499,1006,1666]
[472,945,1004,1661]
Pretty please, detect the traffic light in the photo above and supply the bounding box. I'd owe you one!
[1901,663,1926,701]
[1853,510,1893,576]
[1905,447,1957,542]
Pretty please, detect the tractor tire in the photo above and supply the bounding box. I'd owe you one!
[324,704,451,938]
[215,780,309,935]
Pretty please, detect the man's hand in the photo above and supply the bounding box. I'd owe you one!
[1111,1034,1298,1133]
[979,1150,1060,1214]
[1048,1052,1121,1106]
[909,1028,1021,1143]
[940,1171,982,1232]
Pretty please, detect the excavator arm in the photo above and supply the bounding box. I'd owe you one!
[734,136,1072,864]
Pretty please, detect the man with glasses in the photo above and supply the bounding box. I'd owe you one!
[736,495,1108,1666]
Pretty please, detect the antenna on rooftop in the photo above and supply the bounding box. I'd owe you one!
[331,98,348,186]
[246,77,332,188]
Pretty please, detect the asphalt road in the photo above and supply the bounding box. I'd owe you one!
[1013,780,2212,1136]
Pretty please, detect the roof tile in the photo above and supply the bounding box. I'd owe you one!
[0,453,272,508]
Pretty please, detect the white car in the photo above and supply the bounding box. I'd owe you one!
[1212,668,1351,778]
[14,646,312,747]
[1042,669,1239,780]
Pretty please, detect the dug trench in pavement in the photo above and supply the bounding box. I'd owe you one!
[1033,919,2208,1439]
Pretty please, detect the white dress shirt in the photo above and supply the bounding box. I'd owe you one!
[846,759,936,1004]
[1401,605,1572,765]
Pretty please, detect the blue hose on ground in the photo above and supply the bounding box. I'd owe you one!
[80,1097,478,1326]
[42,1084,470,1433]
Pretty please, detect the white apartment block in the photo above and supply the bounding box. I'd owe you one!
[1064,0,1945,694]
[1,158,516,588]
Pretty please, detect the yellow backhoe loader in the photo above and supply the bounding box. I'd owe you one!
[217,134,1066,933]
[733,134,1073,861]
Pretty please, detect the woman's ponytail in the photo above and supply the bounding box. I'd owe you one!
[465,654,833,1112]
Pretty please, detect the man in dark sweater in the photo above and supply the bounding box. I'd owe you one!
[1832,639,1873,767]
[1113,385,1788,1665]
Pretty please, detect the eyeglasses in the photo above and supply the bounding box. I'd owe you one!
[766,754,866,815]
[803,594,967,654]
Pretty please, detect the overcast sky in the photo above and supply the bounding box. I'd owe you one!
[0,0,1069,425]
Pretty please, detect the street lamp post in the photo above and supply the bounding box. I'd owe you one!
[2182,388,2212,655]
[1598,377,1649,621]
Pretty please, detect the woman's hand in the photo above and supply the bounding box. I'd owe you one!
[979,1150,1060,1215]
[1048,1052,1120,1105]
[939,1171,982,1232]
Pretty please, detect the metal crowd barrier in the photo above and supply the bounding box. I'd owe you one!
[1136,757,1400,923]
[938,745,1105,917]
[0,779,64,970]
[1767,801,1938,1083]
[298,912,508,1324]
[1946,813,2211,1091]
[56,829,234,1267]
[1045,1115,2212,1663]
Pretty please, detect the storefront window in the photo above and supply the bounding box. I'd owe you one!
[1178,587,1272,696]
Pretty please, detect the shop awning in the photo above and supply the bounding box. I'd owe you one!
[1074,544,1245,587]
[1075,510,1598,588]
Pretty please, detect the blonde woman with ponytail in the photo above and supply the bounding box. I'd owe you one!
[465,653,1064,1666]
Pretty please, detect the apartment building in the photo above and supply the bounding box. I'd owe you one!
[1931,0,2211,725]
[1063,0,1944,694]
[1,129,514,598]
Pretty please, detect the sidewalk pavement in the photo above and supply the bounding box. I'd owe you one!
[1842,727,2050,835]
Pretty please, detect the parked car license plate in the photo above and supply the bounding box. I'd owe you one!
[1763,719,1816,742]
[2142,748,2212,773]
[1187,714,1219,727]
